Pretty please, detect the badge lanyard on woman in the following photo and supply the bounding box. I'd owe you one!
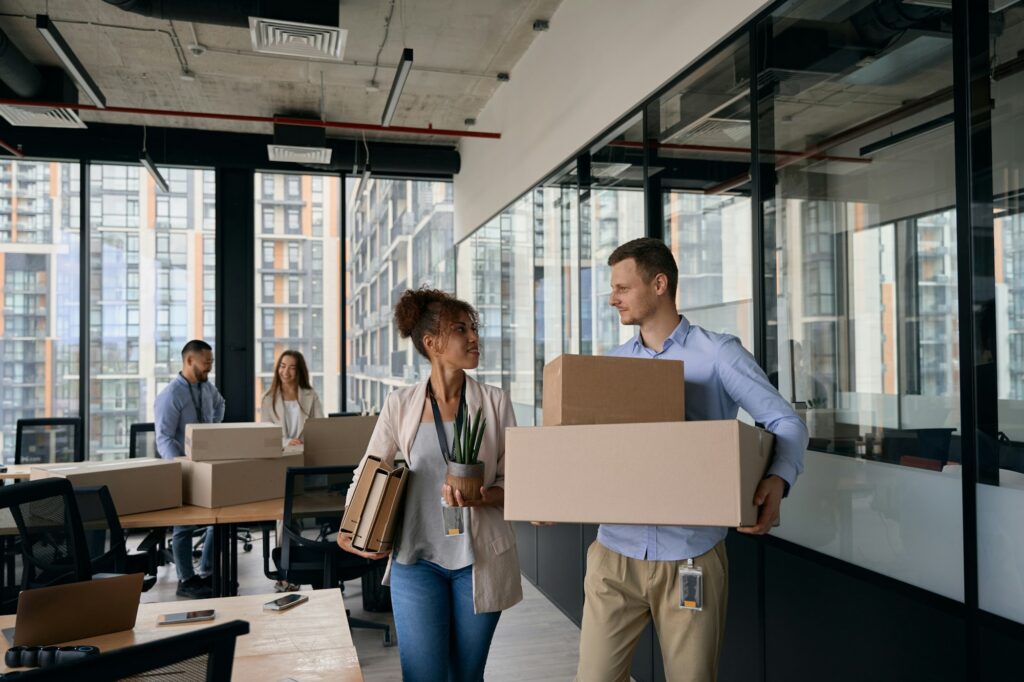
[181,372,204,424]
[428,380,469,537]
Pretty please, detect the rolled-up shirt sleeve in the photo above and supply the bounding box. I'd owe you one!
[716,337,809,489]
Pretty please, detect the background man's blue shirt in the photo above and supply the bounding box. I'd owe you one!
[154,374,225,459]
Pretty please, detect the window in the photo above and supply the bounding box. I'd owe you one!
[88,164,215,460]
[0,161,80,462]
[346,177,454,412]
[755,0,962,601]
[254,173,341,416]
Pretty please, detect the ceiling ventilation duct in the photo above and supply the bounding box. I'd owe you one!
[267,121,332,165]
[101,1,345,60]
[0,29,86,128]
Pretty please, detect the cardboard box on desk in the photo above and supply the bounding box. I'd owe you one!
[30,459,181,515]
[185,423,282,461]
[339,456,408,553]
[543,354,685,426]
[301,415,378,467]
[503,420,774,527]
[183,453,304,508]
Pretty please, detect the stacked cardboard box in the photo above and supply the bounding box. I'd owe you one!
[339,456,408,552]
[30,459,182,515]
[504,354,775,527]
[183,423,302,507]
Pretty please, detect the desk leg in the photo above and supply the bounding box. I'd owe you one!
[211,524,225,598]
[229,523,239,596]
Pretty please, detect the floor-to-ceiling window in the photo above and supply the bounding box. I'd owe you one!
[344,177,454,413]
[88,165,214,460]
[979,0,1024,628]
[756,0,962,600]
[0,160,80,463]
[253,172,341,416]
[580,116,646,356]
[651,35,755,349]
[456,217,502,391]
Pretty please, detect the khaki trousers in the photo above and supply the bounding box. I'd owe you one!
[576,541,728,682]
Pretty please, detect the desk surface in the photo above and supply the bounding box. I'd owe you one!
[0,465,33,480]
[0,589,362,681]
[118,497,286,529]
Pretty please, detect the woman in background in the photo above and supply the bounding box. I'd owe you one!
[261,349,324,447]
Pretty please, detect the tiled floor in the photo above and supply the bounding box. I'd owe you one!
[136,529,583,681]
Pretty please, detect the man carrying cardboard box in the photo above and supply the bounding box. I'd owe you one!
[573,238,809,682]
[154,339,225,599]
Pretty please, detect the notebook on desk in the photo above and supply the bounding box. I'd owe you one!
[4,573,144,646]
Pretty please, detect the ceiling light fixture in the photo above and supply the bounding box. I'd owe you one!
[36,14,106,108]
[139,126,169,193]
[859,113,954,157]
[381,48,413,127]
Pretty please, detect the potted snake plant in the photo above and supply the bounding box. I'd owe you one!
[445,408,486,502]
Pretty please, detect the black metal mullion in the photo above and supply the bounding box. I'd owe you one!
[77,161,90,459]
[340,172,347,412]
[953,0,993,675]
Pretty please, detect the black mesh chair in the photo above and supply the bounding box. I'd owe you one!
[126,422,171,567]
[273,465,392,646]
[15,619,249,681]
[0,478,91,613]
[14,417,84,466]
[128,422,157,460]
[74,485,157,592]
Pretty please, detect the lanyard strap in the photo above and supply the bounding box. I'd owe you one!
[427,379,466,465]
[181,373,204,423]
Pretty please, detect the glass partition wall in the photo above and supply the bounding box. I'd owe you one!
[455,0,1024,632]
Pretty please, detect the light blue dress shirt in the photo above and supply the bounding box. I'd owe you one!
[596,315,809,561]
[154,373,226,459]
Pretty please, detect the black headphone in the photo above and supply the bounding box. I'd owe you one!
[4,645,99,669]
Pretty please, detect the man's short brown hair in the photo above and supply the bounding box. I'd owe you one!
[608,238,678,297]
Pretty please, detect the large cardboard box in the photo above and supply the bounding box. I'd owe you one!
[301,416,378,467]
[182,453,304,508]
[185,423,282,461]
[30,459,181,516]
[504,420,773,526]
[542,354,685,426]
[339,455,408,552]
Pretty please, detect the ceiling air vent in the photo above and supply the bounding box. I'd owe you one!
[267,144,332,165]
[249,17,347,61]
[267,121,332,165]
[0,104,85,128]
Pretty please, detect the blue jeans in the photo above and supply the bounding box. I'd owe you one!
[172,525,213,581]
[390,560,501,682]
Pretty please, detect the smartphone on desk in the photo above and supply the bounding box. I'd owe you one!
[157,609,216,625]
[264,594,308,612]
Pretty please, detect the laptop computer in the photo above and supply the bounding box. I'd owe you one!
[4,573,144,646]
[301,416,377,468]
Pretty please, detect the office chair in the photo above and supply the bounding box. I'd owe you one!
[328,411,363,417]
[273,465,393,646]
[0,478,92,613]
[73,486,157,592]
[15,619,250,681]
[126,422,171,566]
[128,422,156,459]
[13,417,84,466]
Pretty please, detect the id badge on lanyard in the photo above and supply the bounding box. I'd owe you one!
[679,559,703,611]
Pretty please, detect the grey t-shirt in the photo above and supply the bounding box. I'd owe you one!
[394,422,474,570]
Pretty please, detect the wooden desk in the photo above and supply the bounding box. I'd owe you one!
[118,499,286,597]
[0,465,34,481]
[0,589,363,680]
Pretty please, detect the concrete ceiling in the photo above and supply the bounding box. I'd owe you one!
[0,0,563,144]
